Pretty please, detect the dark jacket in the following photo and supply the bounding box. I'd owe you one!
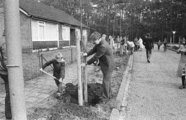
[42,59,65,79]
[87,39,115,73]
[143,37,154,49]
[0,42,8,75]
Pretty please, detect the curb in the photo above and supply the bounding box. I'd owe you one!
[110,54,134,120]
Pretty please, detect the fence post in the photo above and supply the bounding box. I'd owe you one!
[40,53,44,75]
[71,47,73,63]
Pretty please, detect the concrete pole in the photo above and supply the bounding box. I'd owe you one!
[4,0,27,120]
[173,34,175,44]
[170,37,172,44]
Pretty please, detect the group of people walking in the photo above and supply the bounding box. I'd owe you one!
[106,35,145,56]
[144,34,186,90]
[107,35,128,55]
[156,38,168,52]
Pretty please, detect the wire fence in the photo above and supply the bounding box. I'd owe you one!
[22,47,77,81]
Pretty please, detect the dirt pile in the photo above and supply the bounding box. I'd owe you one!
[59,83,105,106]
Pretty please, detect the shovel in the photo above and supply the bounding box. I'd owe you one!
[40,69,66,93]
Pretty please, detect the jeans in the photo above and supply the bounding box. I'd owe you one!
[1,75,12,119]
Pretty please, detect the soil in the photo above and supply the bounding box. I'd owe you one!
[27,54,129,120]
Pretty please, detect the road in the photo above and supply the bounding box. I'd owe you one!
[126,47,186,120]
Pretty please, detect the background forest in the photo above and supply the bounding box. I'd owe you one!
[1,0,186,42]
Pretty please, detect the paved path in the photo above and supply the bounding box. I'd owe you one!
[0,63,94,119]
[126,47,186,120]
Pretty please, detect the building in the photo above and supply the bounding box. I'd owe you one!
[1,0,88,53]
[0,0,88,80]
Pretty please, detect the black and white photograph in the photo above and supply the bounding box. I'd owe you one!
[0,0,186,120]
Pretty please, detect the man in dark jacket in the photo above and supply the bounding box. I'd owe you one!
[0,31,12,119]
[83,31,115,99]
[143,33,154,63]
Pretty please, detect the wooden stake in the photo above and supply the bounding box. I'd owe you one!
[82,35,88,103]
[76,30,83,106]
[80,0,88,104]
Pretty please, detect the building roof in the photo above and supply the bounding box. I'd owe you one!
[19,0,87,28]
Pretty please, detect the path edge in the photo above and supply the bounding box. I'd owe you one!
[110,54,134,120]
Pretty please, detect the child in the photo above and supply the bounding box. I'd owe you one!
[40,52,65,95]
[157,40,162,50]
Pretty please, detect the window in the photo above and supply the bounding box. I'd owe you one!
[45,23,58,41]
[62,26,70,41]
[38,22,45,40]
[32,20,58,41]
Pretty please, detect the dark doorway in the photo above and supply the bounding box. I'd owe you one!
[70,28,76,46]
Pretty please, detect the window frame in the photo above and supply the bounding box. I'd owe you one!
[37,21,45,41]
[62,25,70,41]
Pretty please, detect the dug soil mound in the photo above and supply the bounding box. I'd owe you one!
[28,54,129,120]
[59,83,105,106]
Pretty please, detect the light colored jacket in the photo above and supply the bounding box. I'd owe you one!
[127,41,135,48]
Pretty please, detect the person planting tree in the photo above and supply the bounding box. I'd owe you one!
[82,31,115,99]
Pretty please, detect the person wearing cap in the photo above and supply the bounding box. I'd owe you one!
[40,52,65,95]
[0,31,12,119]
[82,31,115,99]
[143,33,154,63]
[177,40,186,89]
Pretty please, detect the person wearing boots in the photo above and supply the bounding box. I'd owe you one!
[0,31,12,119]
[143,33,154,63]
[82,31,115,99]
[177,41,186,89]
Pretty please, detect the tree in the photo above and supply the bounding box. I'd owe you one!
[41,0,186,42]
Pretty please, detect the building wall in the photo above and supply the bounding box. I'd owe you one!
[0,11,33,52]
[20,12,32,52]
